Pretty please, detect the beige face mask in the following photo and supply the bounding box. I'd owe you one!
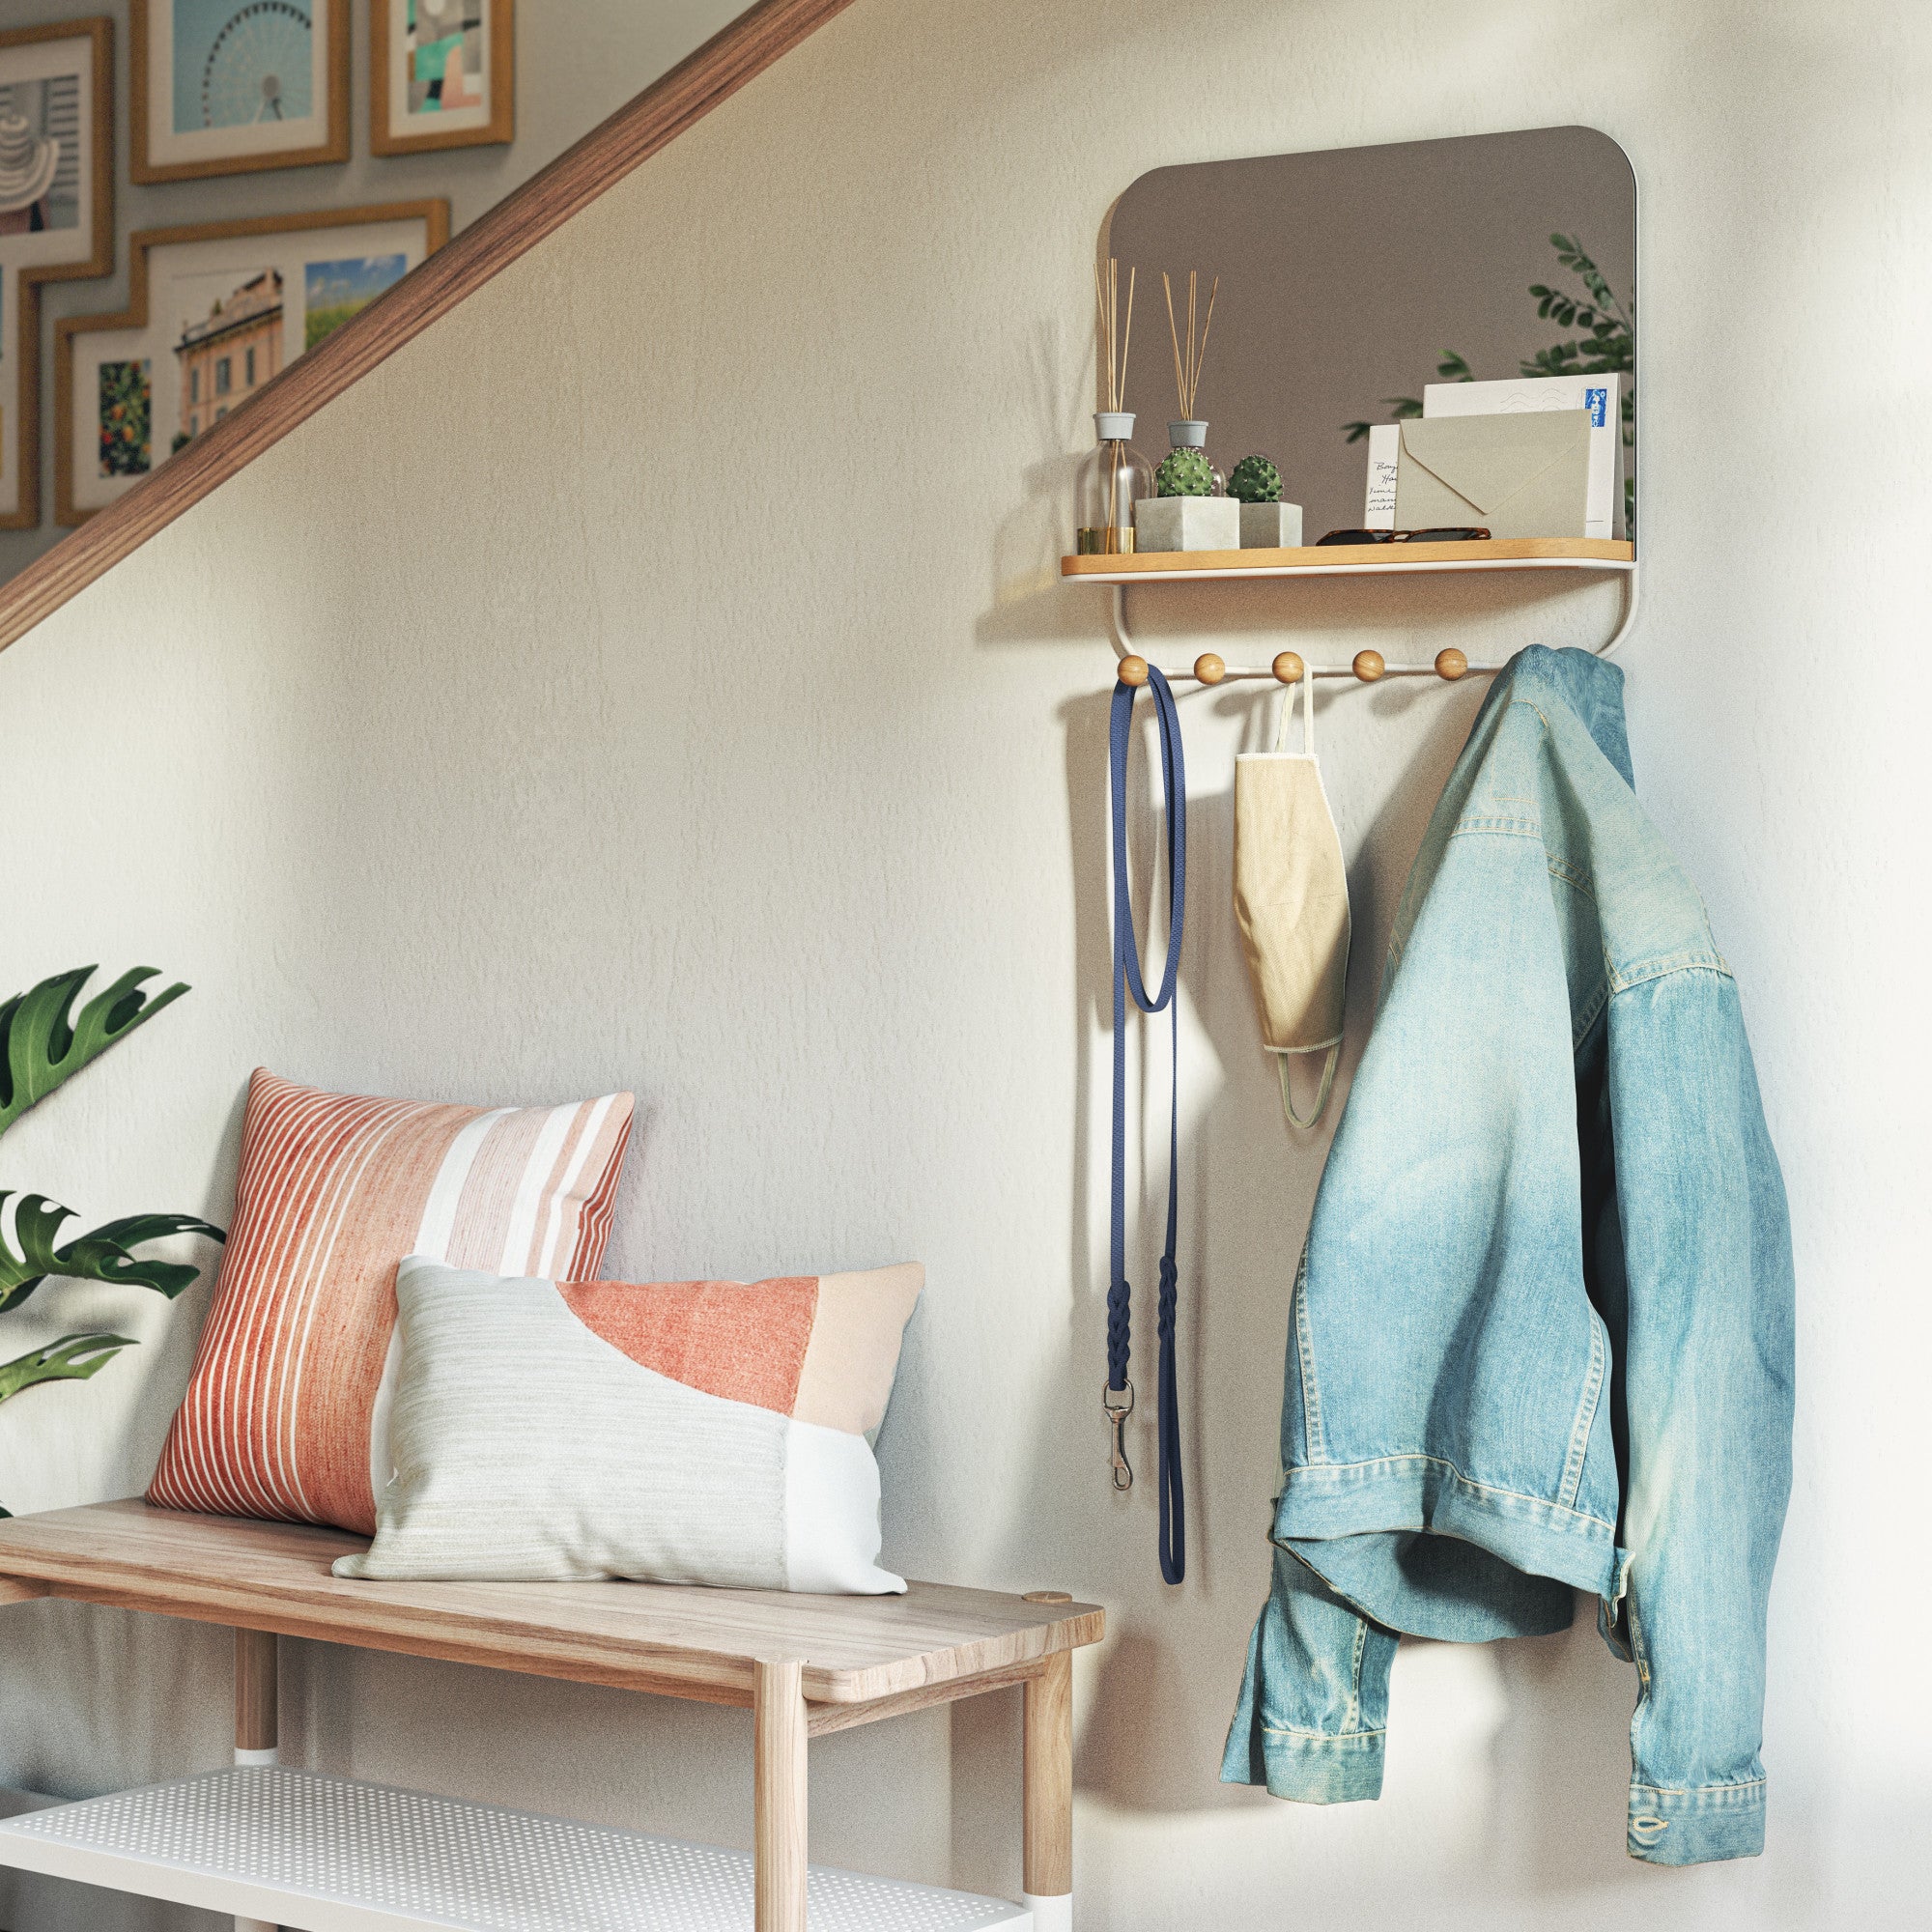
[1233,669,1351,1128]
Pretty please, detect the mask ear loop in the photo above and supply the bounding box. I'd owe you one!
[1276,659,1340,1131]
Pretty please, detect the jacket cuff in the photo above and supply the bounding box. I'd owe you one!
[1244,1725,1385,1804]
[1627,1779,1765,1864]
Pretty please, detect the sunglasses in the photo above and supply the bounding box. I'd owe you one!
[1316,526,1492,546]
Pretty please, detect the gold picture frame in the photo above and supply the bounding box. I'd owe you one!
[372,0,514,156]
[131,0,351,185]
[54,200,449,526]
[0,17,114,532]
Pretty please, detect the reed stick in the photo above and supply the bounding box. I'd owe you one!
[1094,257,1137,412]
[1162,269,1222,416]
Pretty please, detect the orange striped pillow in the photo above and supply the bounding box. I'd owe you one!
[149,1068,634,1533]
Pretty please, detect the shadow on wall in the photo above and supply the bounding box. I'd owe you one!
[944,655,1653,1895]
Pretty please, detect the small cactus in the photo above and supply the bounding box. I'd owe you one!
[1155,446,1214,497]
[1229,454,1283,503]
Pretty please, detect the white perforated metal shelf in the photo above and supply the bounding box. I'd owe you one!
[0,1766,1032,1932]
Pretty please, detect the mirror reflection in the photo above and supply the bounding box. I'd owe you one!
[1101,127,1635,554]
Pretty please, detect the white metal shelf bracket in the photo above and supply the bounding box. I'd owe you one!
[1105,559,1638,684]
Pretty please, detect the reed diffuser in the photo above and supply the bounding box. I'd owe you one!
[1075,258,1152,555]
[1158,270,1224,495]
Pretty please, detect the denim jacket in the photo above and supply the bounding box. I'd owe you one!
[1222,646,1795,1866]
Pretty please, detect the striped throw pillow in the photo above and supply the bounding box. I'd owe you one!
[148,1068,634,1533]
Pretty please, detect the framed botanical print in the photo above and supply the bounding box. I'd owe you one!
[131,1,350,183]
[55,201,448,524]
[0,19,112,531]
[372,0,514,156]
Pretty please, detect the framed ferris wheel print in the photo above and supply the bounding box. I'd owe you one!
[131,1,350,183]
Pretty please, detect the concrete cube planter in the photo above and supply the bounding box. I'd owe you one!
[1134,495,1239,553]
[1239,501,1304,548]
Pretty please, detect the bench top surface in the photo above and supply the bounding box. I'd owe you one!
[0,1501,1102,1707]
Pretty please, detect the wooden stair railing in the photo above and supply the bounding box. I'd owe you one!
[0,0,859,658]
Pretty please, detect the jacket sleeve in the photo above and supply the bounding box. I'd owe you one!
[1603,965,1796,1865]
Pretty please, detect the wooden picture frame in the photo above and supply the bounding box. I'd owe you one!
[0,17,113,532]
[372,0,514,156]
[54,200,448,525]
[131,0,351,184]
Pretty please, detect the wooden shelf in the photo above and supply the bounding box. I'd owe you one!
[0,1500,1102,1714]
[1061,536,1634,584]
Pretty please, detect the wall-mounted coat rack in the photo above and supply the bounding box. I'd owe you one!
[1080,123,1639,689]
[1074,538,1640,685]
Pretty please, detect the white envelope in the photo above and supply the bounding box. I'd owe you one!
[1424,374,1624,538]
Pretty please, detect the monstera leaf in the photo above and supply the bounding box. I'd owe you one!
[0,966,188,1141]
[0,1332,138,1406]
[0,1192,223,1315]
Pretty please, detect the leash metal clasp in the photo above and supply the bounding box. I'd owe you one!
[1102,1379,1135,1492]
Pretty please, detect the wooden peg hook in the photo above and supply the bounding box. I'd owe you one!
[1435,648,1468,681]
[1193,653,1226,685]
[1118,655,1150,687]
[1352,650,1385,683]
[1271,652,1304,684]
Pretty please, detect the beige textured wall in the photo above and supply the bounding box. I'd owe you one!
[0,1,1926,1926]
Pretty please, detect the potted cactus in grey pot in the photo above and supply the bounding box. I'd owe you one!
[0,966,223,1515]
[1136,444,1238,553]
[1229,455,1303,549]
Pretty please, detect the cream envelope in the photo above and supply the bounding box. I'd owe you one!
[1394,410,1595,539]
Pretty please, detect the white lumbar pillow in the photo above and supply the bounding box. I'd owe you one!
[333,1257,907,1593]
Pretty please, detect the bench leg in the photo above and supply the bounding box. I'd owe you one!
[753,1659,807,1932]
[234,1628,279,1932]
[1023,1652,1073,1932]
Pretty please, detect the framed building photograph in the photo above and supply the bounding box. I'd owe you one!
[0,18,112,530]
[372,0,514,156]
[131,1,350,184]
[54,201,447,524]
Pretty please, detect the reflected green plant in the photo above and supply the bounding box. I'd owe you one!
[1343,233,1636,534]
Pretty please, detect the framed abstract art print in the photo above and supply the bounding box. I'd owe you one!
[0,18,112,530]
[131,1,351,183]
[55,201,447,524]
[371,0,514,156]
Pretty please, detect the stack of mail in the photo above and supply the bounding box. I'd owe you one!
[1362,374,1624,540]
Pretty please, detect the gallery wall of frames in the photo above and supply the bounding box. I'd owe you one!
[0,2,734,581]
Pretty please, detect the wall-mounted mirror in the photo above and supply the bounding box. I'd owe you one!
[0,2,752,589]
[1103,126,1635,552]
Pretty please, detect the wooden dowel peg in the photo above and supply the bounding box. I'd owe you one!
[1193,652,1226,685]
[1352,650,1385,683]
[1271,651,1304,684]
[1435,647,1468,681]
[1118,655,1150,688]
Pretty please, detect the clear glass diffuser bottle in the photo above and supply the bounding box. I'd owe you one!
[1077,412,1153,554]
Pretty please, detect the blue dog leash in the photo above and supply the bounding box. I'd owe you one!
[1107,664,1186,1585]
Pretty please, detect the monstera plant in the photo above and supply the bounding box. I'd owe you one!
[0,966,223,1513]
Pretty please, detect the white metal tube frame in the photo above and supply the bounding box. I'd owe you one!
[1105,559,1639,685]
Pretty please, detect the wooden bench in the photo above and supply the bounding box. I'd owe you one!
[0,1500,1103,1932]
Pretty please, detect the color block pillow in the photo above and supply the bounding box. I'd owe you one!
[149,1069,634,1534]
[332,1257,922,1593]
